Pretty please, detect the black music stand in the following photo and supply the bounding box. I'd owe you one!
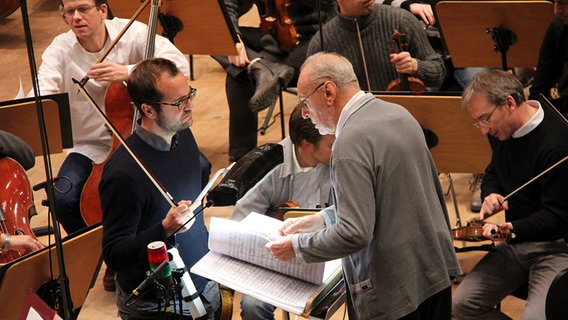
[0,93,73,156]
[0,224,103,319]
[434,0,553,70]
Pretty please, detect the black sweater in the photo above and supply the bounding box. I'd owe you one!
[100,129,210,297]
[482,105,568,242]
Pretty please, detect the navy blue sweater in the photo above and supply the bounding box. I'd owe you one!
[100,129,210,297]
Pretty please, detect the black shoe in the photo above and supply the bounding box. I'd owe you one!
[248,60,294,112]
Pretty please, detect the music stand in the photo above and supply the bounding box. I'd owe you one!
[107,0,238,55]
[374,93,492,233]
[0,224,103,318]
[0,93,73,157]
[435,1,553,70]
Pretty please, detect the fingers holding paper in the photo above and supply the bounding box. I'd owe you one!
[266,234,295,261]
[278,214,325,236]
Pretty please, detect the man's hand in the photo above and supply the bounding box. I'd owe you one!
[482,222,514,242]
[228,41,250,67]
[409,3,435,25]
[479,193,509,220]
[162,200,195,237]
[266,234,295,261]
[279,214,325,236]
[88,62,129,83]
[390,52,419,75]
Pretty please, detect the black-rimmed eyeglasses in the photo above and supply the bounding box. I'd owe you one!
[297,83,325,119]
[157,87,197,110]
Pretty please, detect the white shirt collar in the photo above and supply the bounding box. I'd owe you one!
[336,90,367,138]
[512,100,544,138]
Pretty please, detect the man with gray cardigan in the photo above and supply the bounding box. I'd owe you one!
[266,52,461,319]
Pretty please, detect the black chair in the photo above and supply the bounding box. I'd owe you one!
[546,267,568,319]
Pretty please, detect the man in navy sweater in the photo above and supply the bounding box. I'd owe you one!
[100,58,218,319]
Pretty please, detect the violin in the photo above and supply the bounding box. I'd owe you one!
[452,219,509,242]
[80,0,160,226]
[386,29,426,93]
[266,200,299,221]
[0,0,19,20]
[260,0,299,52]
[0,158,38,263]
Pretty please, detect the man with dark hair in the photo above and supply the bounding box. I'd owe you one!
[100,58,218,320]
[231,106,334,320]
[35,0,189,236]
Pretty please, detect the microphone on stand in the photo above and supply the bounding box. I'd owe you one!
[126,241,174,304]
[168,247,207,318]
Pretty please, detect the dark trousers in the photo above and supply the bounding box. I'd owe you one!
[212,27,307,161]
[399,286,452,320]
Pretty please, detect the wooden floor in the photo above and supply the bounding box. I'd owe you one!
[1,2,526,319]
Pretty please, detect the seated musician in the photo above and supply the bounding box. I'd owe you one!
[212,0,338,162]
[0,130,45,256]
[307,0,445,92]
[529,0,568,116]
[453,70,568,319]
[100,58,218,320]
[231,105,334,320]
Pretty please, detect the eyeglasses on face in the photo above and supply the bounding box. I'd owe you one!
[298,82,325,119]
[473,104,499,128]
[62,5,97,18]
[157,87,197,110]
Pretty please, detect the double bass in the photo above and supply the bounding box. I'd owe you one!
[0,158,39,263]
[80,0,161,226]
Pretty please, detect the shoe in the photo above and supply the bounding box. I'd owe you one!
[248,60,294,112]
[469,173,483,213]
[103,267,116,292]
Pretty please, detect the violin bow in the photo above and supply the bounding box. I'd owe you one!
[353,18,371,91]
[78,0,152,87]
[483,95,568,219]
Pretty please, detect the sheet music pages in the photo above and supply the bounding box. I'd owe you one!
[191,212,342,315]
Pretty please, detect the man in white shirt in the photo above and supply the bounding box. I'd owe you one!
[35,0,191,292]
[35,0,189,235]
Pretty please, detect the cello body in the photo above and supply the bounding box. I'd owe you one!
[80,0,161,226]
[80,83,134,226]
[0,0,19,20]
[0,158,38,263]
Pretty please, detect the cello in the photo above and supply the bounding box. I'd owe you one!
[0,0,19,20]
[80,0,161,226]
[386,29,426,93]
[0,158,39,263]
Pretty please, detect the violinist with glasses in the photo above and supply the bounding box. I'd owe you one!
[453,70,568,320]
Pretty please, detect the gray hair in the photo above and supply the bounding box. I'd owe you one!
[301,52,360,88]
[462,69,525,110]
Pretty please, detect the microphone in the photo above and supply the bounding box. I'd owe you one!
[126,241,173,304]
[168,247,206,318]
